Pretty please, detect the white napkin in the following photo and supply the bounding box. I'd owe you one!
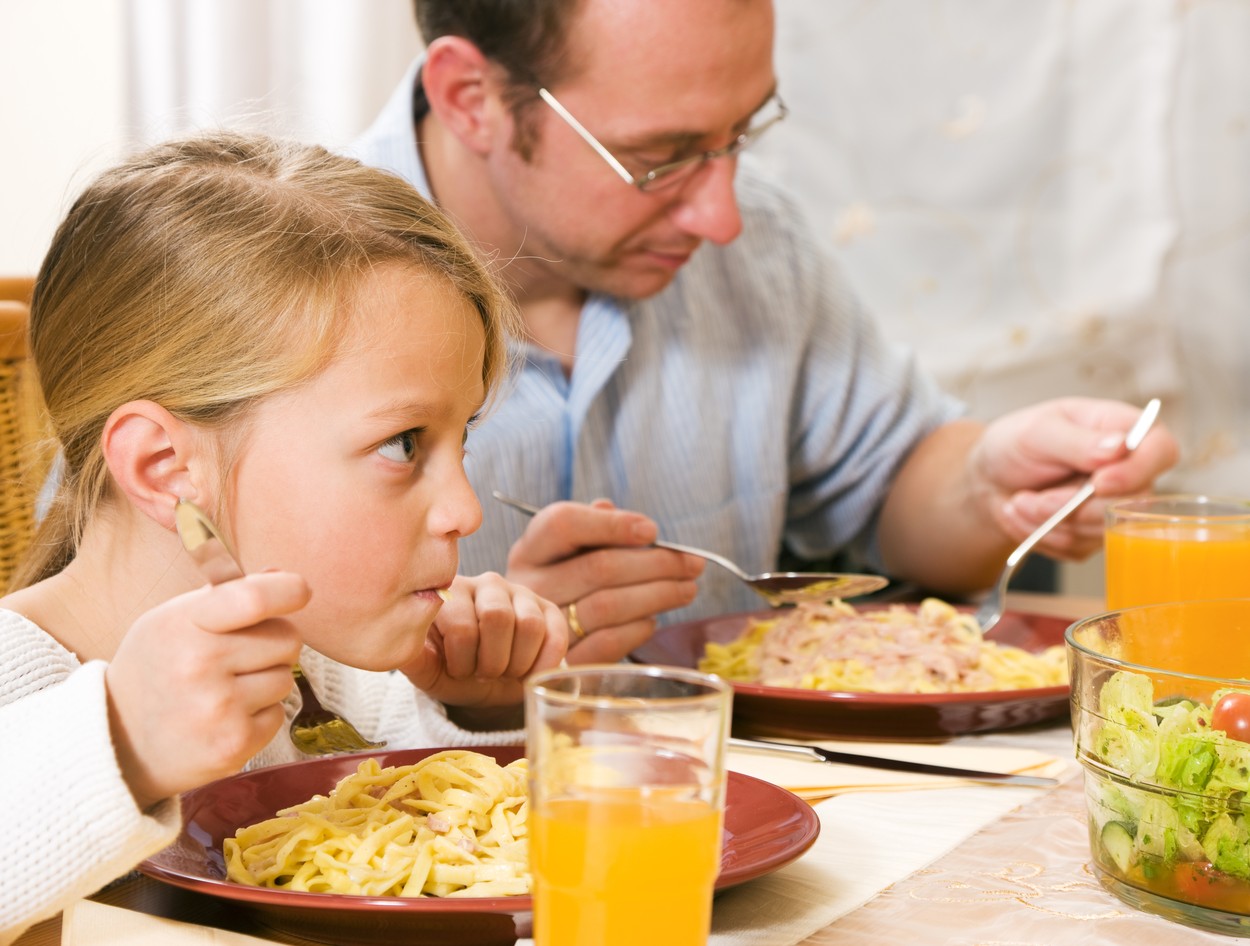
[705,780,1054,945]
[61,900,273,945]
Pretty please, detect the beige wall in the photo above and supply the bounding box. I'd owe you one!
[2,1,127,275]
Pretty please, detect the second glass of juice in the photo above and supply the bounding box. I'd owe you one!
[525,664,731,946]
[1105,494,1250,675]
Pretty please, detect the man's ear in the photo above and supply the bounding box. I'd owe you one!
[422,35,506,155]
[100,400,207,531]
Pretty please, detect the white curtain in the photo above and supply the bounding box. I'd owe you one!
[123,0,420,149]
[758,0,1250,495]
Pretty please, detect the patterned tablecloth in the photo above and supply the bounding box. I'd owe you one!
[803,771,1246,944]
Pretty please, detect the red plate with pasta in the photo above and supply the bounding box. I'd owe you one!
[630,603,1073,740]
[139,745,819,946]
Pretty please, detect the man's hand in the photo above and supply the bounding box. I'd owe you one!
[970,397,1179,560]
[503,499,704,662]
[878,397,1180,593]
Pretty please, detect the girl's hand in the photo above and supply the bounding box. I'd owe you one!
[399,572,567,721]
[104,571,309,810]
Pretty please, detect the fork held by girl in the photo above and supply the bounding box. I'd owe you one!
[0,131,568,942]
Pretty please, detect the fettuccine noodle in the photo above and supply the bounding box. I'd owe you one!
[699,597,1066,693]
[224,750,530,897]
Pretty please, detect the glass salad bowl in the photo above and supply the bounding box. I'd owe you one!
[1067,599,1250,935]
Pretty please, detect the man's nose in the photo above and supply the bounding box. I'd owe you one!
[668,156,744,246]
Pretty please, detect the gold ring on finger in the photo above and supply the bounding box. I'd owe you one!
[565,602,587,642]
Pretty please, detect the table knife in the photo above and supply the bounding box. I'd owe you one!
[728,736,1059,788]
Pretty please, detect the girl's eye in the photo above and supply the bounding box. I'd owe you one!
[463,413,482,447]
[378,430,418,463]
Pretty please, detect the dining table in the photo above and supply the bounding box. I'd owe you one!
[13,591,1239,946]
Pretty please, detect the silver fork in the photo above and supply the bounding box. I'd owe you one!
[174,499,385,756]
[973,398,1161,634]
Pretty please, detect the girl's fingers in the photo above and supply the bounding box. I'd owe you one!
[500,594,551,678]
[529,600,570,672]
[216,620,304,676]
[180,572,311,634]
[433,576,569,682]
[437,598,496,680]
[230,663,300,716]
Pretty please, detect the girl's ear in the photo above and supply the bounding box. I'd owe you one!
[422,35,505,155]
[100,400,209,530]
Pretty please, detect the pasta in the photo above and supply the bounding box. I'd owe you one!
[224,750,530,897]
[699,597,1066,693]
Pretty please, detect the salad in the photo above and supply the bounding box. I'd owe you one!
[1085,670,1250,914]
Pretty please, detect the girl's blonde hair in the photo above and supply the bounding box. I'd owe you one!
[14,130,515,589]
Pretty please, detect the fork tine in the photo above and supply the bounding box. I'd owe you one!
[291,718,385,756]
[290,665,385,756]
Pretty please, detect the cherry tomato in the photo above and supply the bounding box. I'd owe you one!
[1211,692,1250,743]
[1172,861,1248,913]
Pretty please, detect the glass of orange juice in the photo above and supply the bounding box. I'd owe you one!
[1105,495,1250,608]
[1105,494,1250,675]
[525,664,731,946]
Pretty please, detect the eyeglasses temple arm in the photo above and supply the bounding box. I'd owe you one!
[538,88,637,186]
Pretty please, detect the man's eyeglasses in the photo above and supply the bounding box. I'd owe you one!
[537,87,788,193]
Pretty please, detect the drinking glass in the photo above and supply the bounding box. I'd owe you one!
[1105,494,1250,609]
[1105,494,1250,675]
[526,664,732,946]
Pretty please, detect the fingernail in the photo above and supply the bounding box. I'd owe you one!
[1097,433,1125,454]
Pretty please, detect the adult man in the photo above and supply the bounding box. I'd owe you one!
[351,0,1177,663]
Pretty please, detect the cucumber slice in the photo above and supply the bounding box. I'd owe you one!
[1101,821,1136,875]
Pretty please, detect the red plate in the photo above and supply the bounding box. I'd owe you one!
[631,607,1072,740]
[140,745,819,946]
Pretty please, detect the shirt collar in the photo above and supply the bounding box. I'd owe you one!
[347,56,433,201]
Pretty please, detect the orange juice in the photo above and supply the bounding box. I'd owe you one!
[1105,526,1250,610]
[530,792,722,946]
[1105,518,1250,679]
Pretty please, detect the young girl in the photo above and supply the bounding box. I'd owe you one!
[0,131,567,941]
